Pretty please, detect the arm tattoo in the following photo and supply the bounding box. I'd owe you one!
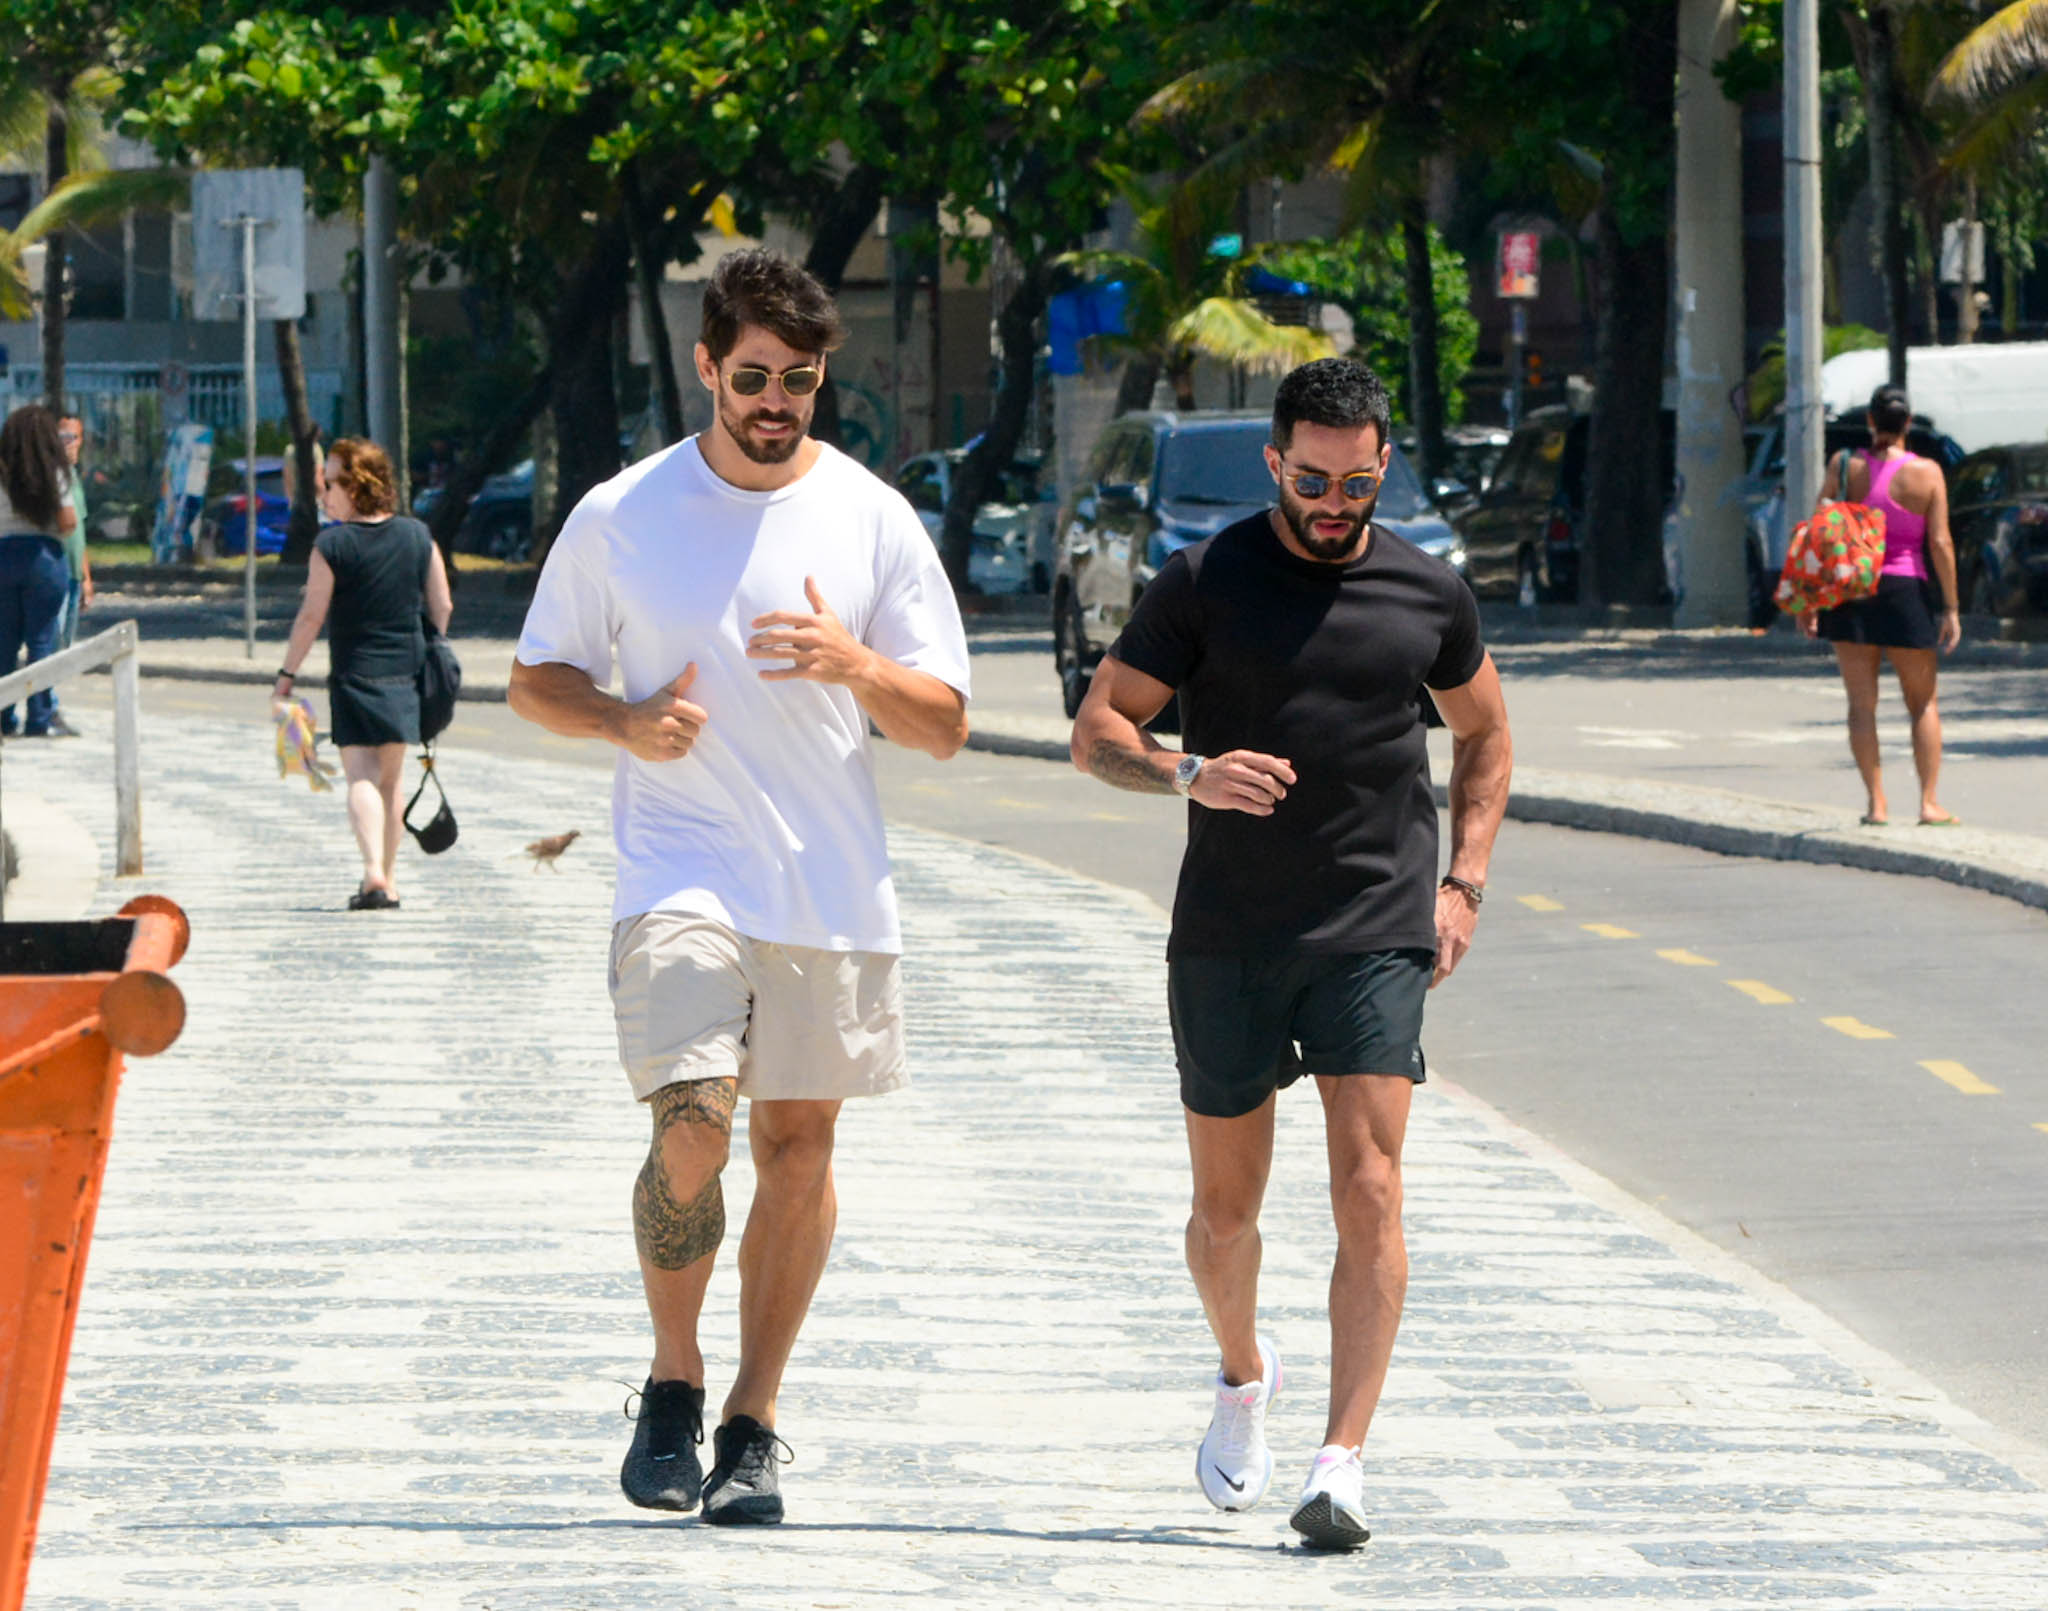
[633,1077,737,1271]
[1086,737,1175,795]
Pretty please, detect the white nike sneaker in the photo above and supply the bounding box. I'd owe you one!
[1289,1443,1371,1549]
[1195,1335,1281,1511]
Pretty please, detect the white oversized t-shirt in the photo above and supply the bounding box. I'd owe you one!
[515,438,970,952]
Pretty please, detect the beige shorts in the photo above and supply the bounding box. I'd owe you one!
[608,911,907,1104]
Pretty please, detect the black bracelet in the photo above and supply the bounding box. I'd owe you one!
[276,668,296,682]
[1440,874,1485,906]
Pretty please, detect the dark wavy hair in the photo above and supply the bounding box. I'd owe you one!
[1272,359,1393,452]
[326,437,399,517]
[0,404,69,531]
[699,248,845,363]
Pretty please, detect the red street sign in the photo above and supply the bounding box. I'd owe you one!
[1497,231,1541,300]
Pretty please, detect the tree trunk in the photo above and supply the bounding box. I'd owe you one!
[1399,194,1445,483]
[527,219,634,565]
[275,319,322,565]
[1169,351,1197,412]
[40,97,66,413]
[1582,203,1671,607]
[622,160,687,445]
[940,261,1046,593]
[1116,353,1160,414]
[424,364,554,563]
[803,164,886,450]
[1864,7,1911,385]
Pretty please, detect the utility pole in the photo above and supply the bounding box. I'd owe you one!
[238,214,262,657]
[1674,0,1748,625]
[362,156,402,456]
[1784,0,1826,530]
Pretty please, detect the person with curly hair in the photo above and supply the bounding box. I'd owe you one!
[273,436,453,908]
[0,403,81,739]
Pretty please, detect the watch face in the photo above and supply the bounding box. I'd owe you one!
[1176,755,1202,790]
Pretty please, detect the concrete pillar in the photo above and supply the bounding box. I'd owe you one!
[1675,0,1750,626]
[362,156,402,453]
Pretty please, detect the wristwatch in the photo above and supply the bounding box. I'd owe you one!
[1172,753,1206,797]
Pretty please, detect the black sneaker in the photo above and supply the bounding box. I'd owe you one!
[620,1377,705,1511]
[701,1414,790,1526]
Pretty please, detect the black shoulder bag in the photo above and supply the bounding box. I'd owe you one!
[403,748,458,855]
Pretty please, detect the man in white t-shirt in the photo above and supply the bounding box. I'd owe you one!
[509,248,971,1528]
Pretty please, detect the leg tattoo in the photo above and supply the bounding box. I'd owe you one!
[634,1077,738,1271]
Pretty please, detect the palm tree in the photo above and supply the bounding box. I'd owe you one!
[1931,1,2048,107]
[1059,180,1335,414]
[1138,0,1505,481]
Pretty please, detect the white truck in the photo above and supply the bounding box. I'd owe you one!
[1821,342,2048,453]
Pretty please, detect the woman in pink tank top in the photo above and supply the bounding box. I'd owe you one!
[1800,385,1961,826]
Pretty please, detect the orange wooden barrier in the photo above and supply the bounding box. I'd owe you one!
[0,896,188,1611]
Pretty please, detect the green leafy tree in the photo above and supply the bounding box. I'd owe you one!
[1263,228,1478,430]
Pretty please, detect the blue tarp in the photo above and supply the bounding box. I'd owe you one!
[1047,282,1129,375]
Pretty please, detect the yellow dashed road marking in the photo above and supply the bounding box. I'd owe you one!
[1656,948,1718,967]
[1822,1016,1895,1041]
[1920,1060,2001,1096]
[992,798,1049,812]
[1518,894,1565,912]
[2035,1124,2048,1137]
[1581,923,1639,939]
[1728,980,1794,1005]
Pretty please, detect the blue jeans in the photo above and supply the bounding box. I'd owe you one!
[0,535,68,735]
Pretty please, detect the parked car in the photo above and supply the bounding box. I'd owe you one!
[414,460,535,560]
[1400,425,1512,524]
[1739,415,1966,625]
[1947,442,2048,617]
[1052,410,1465,717]
[199,457,291,557]
[893,448,1057,595]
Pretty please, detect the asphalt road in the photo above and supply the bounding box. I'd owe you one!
[82,675,2048,1463]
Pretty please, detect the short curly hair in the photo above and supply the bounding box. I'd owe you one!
[700,247,845,363]
[1272,359,1393,453]
[325,437,398,517]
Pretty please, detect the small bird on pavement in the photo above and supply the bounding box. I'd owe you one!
[521,829,580,871]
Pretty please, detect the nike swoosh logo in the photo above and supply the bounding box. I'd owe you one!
[652,1454,676,1463]
[1213,1467,1245,1493]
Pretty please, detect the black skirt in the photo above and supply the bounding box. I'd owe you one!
[1816,575,1941,651]
[330,671,421,747]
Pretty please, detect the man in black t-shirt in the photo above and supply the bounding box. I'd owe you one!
[1070,360,1511,1549]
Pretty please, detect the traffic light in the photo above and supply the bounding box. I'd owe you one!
[1524,349,1543,393]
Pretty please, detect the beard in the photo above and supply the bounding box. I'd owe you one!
[1277,483,1377,562]
[718,391,809,464]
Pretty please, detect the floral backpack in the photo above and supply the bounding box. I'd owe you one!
[1775,450,1887,615]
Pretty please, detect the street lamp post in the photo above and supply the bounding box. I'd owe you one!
[1784,0,1826,527]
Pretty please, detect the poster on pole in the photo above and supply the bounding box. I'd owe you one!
[1496,231,1541,300]
[190,169,307,320]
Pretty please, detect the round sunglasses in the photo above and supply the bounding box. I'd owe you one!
[727,364,822,398]
[1281,466,1383,501]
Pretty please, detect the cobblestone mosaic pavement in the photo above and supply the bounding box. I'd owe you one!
[13,711,2047,1609]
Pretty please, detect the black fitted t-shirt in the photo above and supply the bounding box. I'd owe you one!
[1109,514,1485,958]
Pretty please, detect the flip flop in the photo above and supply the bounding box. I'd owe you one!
[1918,814,1963,827]
[1858,814,1888,827]
[349,887,402,910]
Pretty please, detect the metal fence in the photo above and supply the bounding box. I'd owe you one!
[2,365,343,534]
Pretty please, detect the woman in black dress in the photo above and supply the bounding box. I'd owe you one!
[272,438,453,909]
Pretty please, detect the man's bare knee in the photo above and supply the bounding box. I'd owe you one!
[1190,1192,1261,1250]
[1330,1154,1403,1236]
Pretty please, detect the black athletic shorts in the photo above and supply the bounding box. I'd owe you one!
[1168,948,1432,1120]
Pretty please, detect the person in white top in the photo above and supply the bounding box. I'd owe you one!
[509,249,970,1528]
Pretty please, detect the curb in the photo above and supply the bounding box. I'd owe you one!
[1437,776,2048,916]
